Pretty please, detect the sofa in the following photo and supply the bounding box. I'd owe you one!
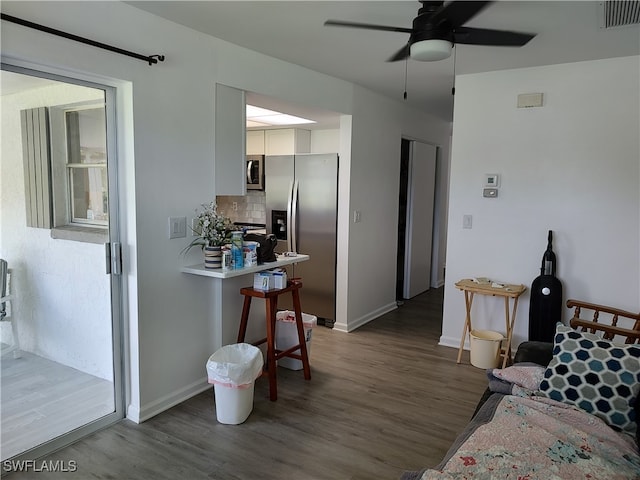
[402,300,640,479]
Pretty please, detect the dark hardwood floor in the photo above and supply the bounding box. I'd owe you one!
[3,288,489,479]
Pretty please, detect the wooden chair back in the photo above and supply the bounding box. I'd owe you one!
[567,299,640,344]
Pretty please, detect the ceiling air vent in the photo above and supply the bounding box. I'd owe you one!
[599,1,640,28]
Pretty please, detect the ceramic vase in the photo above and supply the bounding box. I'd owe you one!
[204,245,223,269]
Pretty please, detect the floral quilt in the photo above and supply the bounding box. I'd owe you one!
[406,394,640,479]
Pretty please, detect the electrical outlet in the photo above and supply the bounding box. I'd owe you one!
[463,215,472,229]
[232,201,238,211]
[353,210,362,223]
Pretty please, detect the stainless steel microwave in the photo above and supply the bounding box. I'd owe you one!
[246,155,264,190]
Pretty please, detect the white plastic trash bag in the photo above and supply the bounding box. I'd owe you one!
[206,343,264,387]
[275,311,317,370]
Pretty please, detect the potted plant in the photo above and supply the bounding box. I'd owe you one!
[182,201,234,268]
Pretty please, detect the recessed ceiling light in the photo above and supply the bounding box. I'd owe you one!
[246,120,271,128]
[246,104,316,127]
[246,105,279,117]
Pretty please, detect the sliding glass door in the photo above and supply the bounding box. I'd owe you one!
[0,66,124,462]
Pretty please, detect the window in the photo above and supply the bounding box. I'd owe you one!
[63,107,109,227]
[21,98,109,243]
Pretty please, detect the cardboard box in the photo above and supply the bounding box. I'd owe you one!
[271,270,287,289]
[253,270,287,291]
[253,272,273,291]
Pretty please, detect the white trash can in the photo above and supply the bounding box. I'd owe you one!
[275,310,317,370]
[469,330,504,369]
[206,343,264,424]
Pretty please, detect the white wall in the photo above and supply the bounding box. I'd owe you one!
[442,56,640,353]
[1,1,452,421]
[341,86,452,331]
[1,83,113,380]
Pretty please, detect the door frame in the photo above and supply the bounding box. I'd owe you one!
[396,137,440,300]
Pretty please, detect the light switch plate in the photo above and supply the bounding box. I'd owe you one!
[483,188,498,198]
[168,216,187,239]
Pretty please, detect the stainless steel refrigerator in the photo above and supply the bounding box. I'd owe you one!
[265,153,338,325]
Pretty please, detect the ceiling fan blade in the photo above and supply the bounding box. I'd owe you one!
[454,27,536,46]
[387,44,410,62]
[429,1,493,28]
[324,19,413,34]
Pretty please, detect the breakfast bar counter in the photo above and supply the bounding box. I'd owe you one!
[181,254,309,279]
[181,254,310,350]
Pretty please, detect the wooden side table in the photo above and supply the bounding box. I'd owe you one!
[455,278,526,368]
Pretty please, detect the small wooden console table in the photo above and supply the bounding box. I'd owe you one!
[455,278,526,368]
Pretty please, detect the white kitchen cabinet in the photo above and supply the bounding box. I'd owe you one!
[215,83,246,195]
[264,128,311,155]
[246,130,265,155]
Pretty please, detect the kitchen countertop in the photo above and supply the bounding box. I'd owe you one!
[233,222,266,228]
[181,253,309,279]
[180,253,310,351]
[233,223,267,235]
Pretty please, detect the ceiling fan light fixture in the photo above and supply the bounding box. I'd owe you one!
[410,39,453,61]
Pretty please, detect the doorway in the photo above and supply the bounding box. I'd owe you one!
[0,66,124,461]
[396,138,437,301]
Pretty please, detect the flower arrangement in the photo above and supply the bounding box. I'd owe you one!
[182,201,234,253]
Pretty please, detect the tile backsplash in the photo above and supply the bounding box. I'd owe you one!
[216,191,266,225]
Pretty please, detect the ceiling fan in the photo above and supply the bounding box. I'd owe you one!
[324,1,536,62]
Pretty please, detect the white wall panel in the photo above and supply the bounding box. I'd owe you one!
[442,56,640,353]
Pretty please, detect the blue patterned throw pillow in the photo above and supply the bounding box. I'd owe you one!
[538,323,640,435]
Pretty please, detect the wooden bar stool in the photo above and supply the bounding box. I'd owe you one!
[237,279,311,401]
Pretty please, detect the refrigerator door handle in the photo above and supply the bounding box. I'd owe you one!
[291,179,299,253]
[286,180,295,252]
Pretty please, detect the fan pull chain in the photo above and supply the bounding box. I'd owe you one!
[451,45,457,96]
[403,54,409,100]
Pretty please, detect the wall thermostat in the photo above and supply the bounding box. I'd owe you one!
[484,174,500,188]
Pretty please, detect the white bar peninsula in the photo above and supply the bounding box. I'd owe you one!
[181,254,309,351]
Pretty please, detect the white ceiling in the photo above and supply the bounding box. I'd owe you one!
[126,1,640,123]
[3,2,638,128]
[0,71,59,96]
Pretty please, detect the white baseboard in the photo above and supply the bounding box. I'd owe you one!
[439,335,467,350]
[127,378,211,423]
[333,302,398,333]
